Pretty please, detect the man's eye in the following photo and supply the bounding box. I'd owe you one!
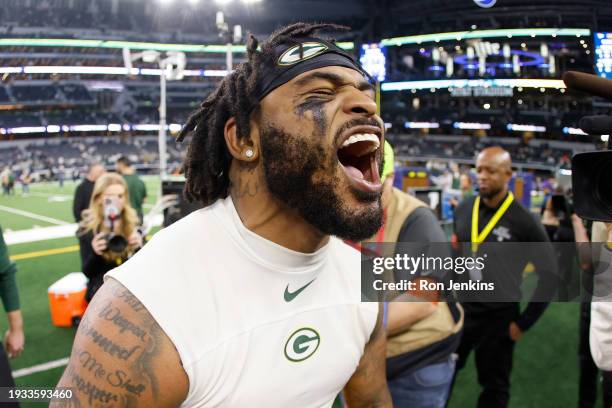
[309,89,334,96]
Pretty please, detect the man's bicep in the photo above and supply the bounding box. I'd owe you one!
[343,305,392,408]
[53,278,188,407]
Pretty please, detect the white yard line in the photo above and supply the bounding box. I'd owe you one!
[0,204,69,226]
[12,357,69,378]
[5,214,163,245]
[27,192,72,199]
[4,223,78,245]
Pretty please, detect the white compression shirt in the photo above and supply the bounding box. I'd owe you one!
[106,196,378,407]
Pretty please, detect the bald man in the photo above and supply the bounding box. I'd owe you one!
[73,162,106,223]
[450,146,556,408]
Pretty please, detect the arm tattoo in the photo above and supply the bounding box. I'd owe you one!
[52,280,172,407]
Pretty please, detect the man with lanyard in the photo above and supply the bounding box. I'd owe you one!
[450,146,557,408]
[54,23,392,407]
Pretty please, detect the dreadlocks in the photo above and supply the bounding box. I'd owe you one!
[177,22,348,206]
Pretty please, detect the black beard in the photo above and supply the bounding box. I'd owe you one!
[479,186,503,200]
[259,123,383,242]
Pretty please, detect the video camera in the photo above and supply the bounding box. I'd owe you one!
[103,197,128,253]
[563,71,612,222]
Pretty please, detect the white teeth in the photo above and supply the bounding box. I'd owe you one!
[340,133,380,151]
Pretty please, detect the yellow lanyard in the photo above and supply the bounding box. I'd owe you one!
[471,191,514,252]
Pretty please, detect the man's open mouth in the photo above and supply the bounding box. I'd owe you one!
[337,131,382,193]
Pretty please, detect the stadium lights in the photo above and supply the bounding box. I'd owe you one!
[453,122,492,130]
[506,124,546,132]
[4,126,46,134]
[0,38,352,53]
[132,124,161,131]
[562,127,587,135]
[380,28,590,47]
[24,66,135,75]
[69,125,108,132]
[4,65,228,77]
[213,0,262,3]
[404,121,440,129]
[381,78,565,92]
[0,67,23,74]
[0,123,185,135]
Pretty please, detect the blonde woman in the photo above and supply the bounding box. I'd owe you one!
[78,172,143,302]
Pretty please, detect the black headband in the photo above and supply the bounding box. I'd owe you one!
[255,38,372,101]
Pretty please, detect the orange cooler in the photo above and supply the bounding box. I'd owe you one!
[48,272,88,327]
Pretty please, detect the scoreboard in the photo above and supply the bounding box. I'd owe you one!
[594,32,612,79]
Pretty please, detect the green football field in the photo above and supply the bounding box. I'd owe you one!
[0,179,601,407]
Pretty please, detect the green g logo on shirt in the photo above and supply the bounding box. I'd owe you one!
[284,328,320,362]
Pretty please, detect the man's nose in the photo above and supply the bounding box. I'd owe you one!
[342,89,378,117]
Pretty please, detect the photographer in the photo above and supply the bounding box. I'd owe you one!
[78,173,143,302]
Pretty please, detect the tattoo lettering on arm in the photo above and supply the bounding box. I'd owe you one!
[51,278,188,408]
[343,304,392,408]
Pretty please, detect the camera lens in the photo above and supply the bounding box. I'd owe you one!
[594,161,612,213]
[107,234,128,253]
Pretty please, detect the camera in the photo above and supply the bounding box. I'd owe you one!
[563,71,612,222]
[571,151,612,222]
[103,197,128,253]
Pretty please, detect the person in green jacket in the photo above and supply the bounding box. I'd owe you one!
[0,225,24,392]
[116,156,147,224]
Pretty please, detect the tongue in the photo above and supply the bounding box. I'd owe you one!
[344,165,364,180]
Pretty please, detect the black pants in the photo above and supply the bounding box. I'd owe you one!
[452,305,518,408]
[578,301,599,408]
[0,347,19,408]
[604,371,612,408]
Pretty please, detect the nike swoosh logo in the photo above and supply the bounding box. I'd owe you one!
[284,279,316,302]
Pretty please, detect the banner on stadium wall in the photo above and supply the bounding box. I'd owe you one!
[450,86,514,97]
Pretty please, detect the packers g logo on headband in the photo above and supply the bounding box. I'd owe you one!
[277,42,329,66]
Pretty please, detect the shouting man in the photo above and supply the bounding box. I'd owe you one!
[53,23,391,407]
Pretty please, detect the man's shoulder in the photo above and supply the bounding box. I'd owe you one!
[54,278,189,407]
[75,179,90,191]
[400,206,446,242]
[115,206,217,270]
